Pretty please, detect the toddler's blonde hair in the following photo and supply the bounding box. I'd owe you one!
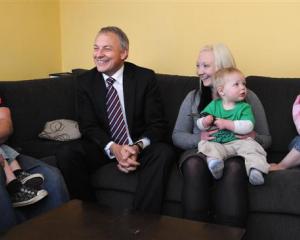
[212,67,244,97]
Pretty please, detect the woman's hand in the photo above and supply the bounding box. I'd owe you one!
[200,128,218,141]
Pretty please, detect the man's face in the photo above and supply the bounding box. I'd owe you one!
[93,32,128,76]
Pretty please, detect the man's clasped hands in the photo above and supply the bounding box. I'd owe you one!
[110,143,141,173]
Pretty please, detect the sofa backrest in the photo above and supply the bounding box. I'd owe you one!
[246,76,300,153]
[0,77,77,147]
[156,74,198,142]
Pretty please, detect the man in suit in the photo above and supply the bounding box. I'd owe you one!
[57,26,175,213]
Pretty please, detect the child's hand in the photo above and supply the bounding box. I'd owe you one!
[214,118,234,131]
[293,94,300,134]
[202,115,215,128]
[269,163,285,171]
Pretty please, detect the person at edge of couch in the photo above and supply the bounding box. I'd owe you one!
[56,26,175,214]
[172,43,271,227]
[0,96,69,232]
[270,94,300,171]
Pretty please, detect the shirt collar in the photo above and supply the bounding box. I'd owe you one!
[102,65,124,85]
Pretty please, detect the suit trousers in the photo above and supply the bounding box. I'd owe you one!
[57,140,175,214]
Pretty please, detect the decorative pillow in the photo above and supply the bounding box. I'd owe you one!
[39,119,81,141]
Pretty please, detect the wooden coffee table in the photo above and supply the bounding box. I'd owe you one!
[2,200,245,240]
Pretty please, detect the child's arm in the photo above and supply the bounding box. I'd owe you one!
[292,94,300,135]
[233,120,254,134]
[214,119,253,134]
[196,115,215,130]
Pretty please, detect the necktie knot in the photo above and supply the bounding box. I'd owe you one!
[106,77,115,87]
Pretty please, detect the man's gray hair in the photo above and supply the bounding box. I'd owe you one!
[98,26,129,50]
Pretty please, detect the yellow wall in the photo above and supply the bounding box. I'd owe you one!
[0,0,61,80]
[2,0,300,80]
[60,0,300,77]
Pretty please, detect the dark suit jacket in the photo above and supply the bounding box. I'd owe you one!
[76,62,167,150]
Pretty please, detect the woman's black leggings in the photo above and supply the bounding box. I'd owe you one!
[181,155,248,227]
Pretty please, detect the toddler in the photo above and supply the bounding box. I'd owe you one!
[197,67,269,185]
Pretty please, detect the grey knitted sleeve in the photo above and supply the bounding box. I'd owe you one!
[246,89,272,149]
[172,90,201,150]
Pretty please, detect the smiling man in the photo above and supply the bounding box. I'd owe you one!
[57,26,175,214]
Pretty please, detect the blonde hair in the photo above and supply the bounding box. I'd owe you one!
[200,43,236,71]
[212,67,244,97]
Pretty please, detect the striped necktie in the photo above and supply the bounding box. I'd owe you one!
[105,77,129,145]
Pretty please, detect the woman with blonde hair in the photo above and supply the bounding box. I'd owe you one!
[172,43,271,227]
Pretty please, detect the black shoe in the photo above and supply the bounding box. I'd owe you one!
[11,185,48,208]
[16,171,44,188]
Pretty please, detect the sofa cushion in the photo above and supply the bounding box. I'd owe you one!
[17,139,65,159]
[266,151,287,165]
[246,76,300,153]
[156,74,198,142]
[247,213,300,240]
[165,164,182,202]
[249,168,300,215]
